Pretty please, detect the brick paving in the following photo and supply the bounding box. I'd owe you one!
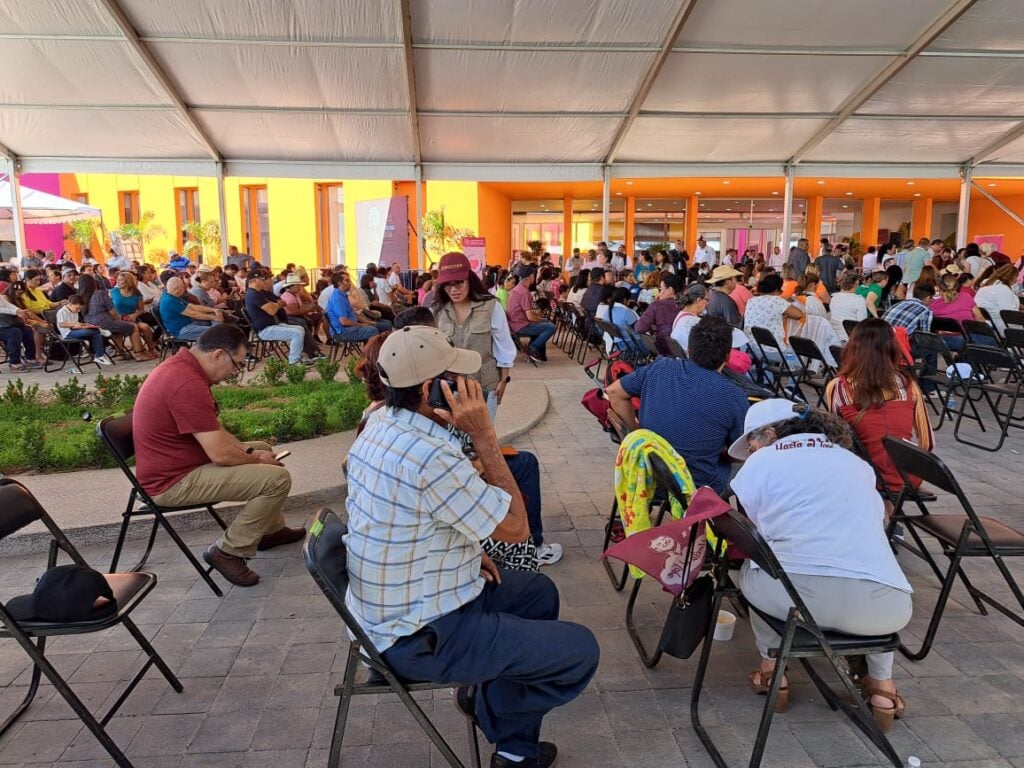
[1,352,1024,767]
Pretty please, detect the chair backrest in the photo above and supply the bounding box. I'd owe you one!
[882,436,959,496]
[0,478,85,565]
[666,337,687,359]
[930,316,965,336]
[709,507,785,580]
[911,330,956,364]
[963,342,1018,373]
[963,319,1002,344]
[789,335,827,366]
[95,412,152,501]
[829,344,845,367]
[647,453,691,514]
[1003,327,1024,356]
[750,326,782,352]
[842,319,861,337]
[1001,309,1024,330]
[41,308,61,332]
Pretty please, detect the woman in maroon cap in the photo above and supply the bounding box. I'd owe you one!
[432,251,517,423]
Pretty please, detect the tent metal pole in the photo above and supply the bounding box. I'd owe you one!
[414,164,425,268]
[781,165,794,255]
[601,166,610,243]
[970,179,1024,228]
[5,160,28,263]
[216,162,229,265]
[956,165,972,250]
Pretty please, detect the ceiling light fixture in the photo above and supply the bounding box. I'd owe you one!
[615,192,622,196]
[816,180,825,185]
[842,204,848,209]
[845,192,853,196]
[772,191,780,196]
[913,192,921,197]
[726,208,732,211]
[722,180,731,185]
[694,191,702,195]
[625,180,634,185]
[987,183,997,187]
[906,181,915,186]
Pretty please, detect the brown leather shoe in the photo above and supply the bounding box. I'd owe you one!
[257,525,306,551]
[203,545,259,587]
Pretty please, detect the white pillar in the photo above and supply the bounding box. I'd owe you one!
[781,165,794,253]
[216,162,229,265]
[601,166,610,243]
[414,164,425,268]
[6,160,27,263]
[956,165,972,250]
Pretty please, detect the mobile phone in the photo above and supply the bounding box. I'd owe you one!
[427,376,456,409]
[274,450,291,461]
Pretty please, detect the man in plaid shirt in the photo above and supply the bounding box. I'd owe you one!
[883,284,937,389]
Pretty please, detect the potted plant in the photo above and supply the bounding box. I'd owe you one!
[64,218,100,257]
[526,239,544,256]
[422,207,474,269]
[111,211,166,261]
[182,219,222,265]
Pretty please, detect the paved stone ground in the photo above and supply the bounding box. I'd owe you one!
[1,349,1024,767]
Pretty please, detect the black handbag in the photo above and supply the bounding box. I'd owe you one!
[657,574,715,659]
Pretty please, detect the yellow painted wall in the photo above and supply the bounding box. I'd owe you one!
[426,181,478,235]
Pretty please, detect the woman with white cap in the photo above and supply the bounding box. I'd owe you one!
[727,400,913,731]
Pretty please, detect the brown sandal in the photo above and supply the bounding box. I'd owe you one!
[862,685,905,732]
[748,669,790,713]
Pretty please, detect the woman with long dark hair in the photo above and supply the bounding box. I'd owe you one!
[567,268,590,306]
[824,318,933,494]
[879,264,905,311]
[431,252,516,421]
[80,273,153,360]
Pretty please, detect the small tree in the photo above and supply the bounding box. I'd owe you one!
[65,218,100,255]
[422,207,474,269]
[112,211,166,260]
[183,219,223,265]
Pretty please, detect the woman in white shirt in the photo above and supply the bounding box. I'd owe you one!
[566,269,590,307]
[973,264,1021,335]
[728,403,912,732]
[828,272,869,340]
[743,274,803,356]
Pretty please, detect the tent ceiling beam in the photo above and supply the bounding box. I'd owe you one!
[398,0,422,166]
[603,0,701,165]
[787,0,981,166]
[969,121,1024,166]
[94,0,223,161]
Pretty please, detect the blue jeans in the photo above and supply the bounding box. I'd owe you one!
[176,322,212,341]
[506,450,544,547]
[383,570,599,759]
[258,324,306,363]
[0,325,35,365]
[64,329,105,357]
[331,325,378,344]
[516,321,556,355]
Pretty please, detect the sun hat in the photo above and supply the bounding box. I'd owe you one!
[706,265,743,284]
[728,398,801,460]
[436,252,471,285]
[940,264,963,276]
[377,326,481,388]
[283,273,305,287]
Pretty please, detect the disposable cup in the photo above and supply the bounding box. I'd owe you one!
[713,610,737,642]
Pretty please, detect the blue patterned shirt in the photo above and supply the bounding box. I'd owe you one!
[344,407,511,650]
[882,298,933,337]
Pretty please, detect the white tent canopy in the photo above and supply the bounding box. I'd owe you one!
[0,179,101,223]
[2,0,1024,181]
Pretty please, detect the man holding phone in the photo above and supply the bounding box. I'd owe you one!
[345,326,598,768]
[132,325,305,587]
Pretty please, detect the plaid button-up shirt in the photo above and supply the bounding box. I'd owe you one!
[882,298,933,337]
[344,407,511,651]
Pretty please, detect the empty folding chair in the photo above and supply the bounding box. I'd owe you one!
[953,344,1024,451]
[0,479,183,768]
[749,326,805,401]
[911,331,984,430]
[96,412,229,596]
[841,318,861,339]
[1001,309,1024,332]
[690,507,902,768]
[963,319,1003,348]
[304,509,482,768]
[883,437,1024,660]
[788,335,835,407]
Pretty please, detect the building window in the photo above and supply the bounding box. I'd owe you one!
[315,184,345,267]
[240,185,271,265]
[175,187,201,252]
[119,191,139,225]
[74,193,89,205]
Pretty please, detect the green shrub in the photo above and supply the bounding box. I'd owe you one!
[53,376,88,406]
[93,373,122,408]
[262,356,288,385]
[345,354,359,381]
[15,421,46,472]
[2,379,41,406]
[314,357,341,382]
[284,363,308,385]
[120,374,146,400]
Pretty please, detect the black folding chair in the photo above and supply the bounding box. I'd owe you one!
[96,412,229,596]
[749,326,805,401]
[829,343,845,368]
[666,337,687,359]
[929,315,966,339]
[150,307,194,363]
[911,331,983,430]
[0,478,183,768]
[690,508,902,768]
[40,309,102,373]
[326,335,366,364]
[963,319,1003,348]
[304,509,482,768]
[1001,309,1024,332]
[953,344,1024,451]
[883,437,1024,660]
[841,318,861,339]
[788,335,835,406]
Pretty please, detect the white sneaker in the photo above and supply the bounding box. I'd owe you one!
[99,329,112,338]
[535,542,563,566]
[95,355,113,366]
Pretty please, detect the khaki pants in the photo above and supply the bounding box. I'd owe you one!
[152,441,292,558]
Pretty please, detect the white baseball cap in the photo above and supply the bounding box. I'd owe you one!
[728,398,800,460]
[377,326,481,388]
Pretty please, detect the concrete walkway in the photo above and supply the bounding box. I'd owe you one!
[2,378,549,554]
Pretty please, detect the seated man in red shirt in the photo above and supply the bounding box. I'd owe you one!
[132,324,304,586]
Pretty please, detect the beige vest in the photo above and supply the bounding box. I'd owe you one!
[434,300,500,390]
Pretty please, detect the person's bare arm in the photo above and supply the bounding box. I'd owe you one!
[183,303,221,321]
[259,300,281,316]
[437,377,530,543]
[783,304,804,320]
[605,379,638,432]
[193,430,282,467]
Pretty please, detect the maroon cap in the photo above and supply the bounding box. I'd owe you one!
[436,252,471,285]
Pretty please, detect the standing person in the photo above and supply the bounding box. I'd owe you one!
[704,265,744,328]
[507,265,556,363]
[609,245,631,272]
[788,238,810,278]
[244,270,312,365]
[903,237,931,288]
[432,252,516,421]
[861,246,879,275]
[346,327,599,768]
[815,243,842,294]
[133,325,304,586]
[565,248,583,284]
[668,240,687,273]
[80,273,154,360]
[768,245,785,271]
[694,236,717,267]
[635,273,680,354]
[56,294,113,365]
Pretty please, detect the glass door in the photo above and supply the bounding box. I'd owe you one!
[241,185,271,265]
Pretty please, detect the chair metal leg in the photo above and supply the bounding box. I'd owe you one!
[0,637,45,737]
[600,499,628,592]
[121,617,183,693]
[108,491,138,573]
[153,513,224,597]
[691,590,729,768]
[328,644,361,768]
[624,577,663,668]
[900,545,965,661]
[748,618,797,768]
[386,675,468,768]
[207,505,229,531]
[123,517,161,574]
[466,717,482,768]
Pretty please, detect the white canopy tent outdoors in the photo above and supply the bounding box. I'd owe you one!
[0,178,102,242]
[3,0,1024,255]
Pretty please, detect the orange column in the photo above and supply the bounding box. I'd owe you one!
[686,194,700,252]
[625,196,636,256]
[861,196,881,253]
[806,196,824,256]
[912,197,933,241]
[562,196,573,269]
